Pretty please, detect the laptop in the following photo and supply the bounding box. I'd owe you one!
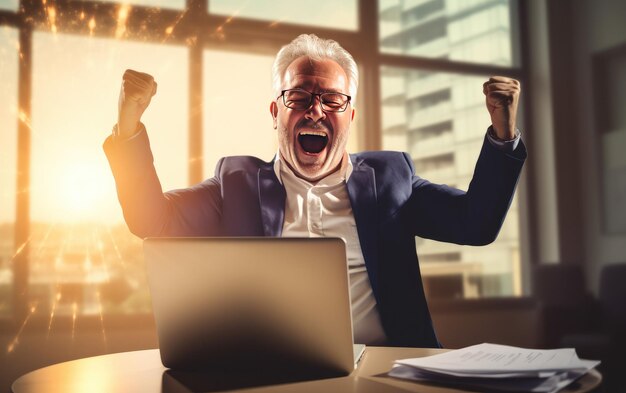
[144,237,365,379]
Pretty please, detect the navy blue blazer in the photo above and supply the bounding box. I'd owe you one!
[104,130,526,348]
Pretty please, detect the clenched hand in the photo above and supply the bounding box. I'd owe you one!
[483,76,520,140]
[117,69,157,138]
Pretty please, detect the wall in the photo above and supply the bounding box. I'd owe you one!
[569,0,626,291]
[528,0,626,291]
[430,298,542,349]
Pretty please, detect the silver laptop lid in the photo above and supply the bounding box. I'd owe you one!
[144,237,355,376]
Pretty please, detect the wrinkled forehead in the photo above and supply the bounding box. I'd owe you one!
[283,56,349,93]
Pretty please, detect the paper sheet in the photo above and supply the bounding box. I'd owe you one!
[395,343,598,373]
[390,343,600,393]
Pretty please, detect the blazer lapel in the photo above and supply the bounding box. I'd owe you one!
[346,156,380,298]
[258,166,286,237]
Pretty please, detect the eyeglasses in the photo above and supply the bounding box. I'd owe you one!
[277,88,351,113]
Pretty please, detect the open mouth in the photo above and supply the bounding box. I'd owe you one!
[298,131,328,154]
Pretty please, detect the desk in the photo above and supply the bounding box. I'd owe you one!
[12,347,601,393]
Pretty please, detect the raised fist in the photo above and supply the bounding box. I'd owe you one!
[483,76,520,140]
[117,69,157,138]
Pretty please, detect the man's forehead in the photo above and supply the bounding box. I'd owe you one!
[283,56,348,91]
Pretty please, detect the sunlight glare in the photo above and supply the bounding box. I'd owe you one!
[71,301,77,339]
[115,5,131,39]
[7,302,38,354]
[47,6,58,34]
[88,17,96,36]
[57,164,108,222]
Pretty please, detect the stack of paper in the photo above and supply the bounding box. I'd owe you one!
[389,343,600,393]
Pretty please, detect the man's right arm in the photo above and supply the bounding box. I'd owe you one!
[104,125,223,238]
[104,70,222,238]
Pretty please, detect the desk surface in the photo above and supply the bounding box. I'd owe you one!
[12,347,601,393]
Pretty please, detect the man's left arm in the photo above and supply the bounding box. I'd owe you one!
[405,76,526,245]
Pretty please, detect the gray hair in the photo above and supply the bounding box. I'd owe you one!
[272,34,358,102]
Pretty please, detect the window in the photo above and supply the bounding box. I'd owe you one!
[77,0,185,10]
[203,50,276,174]
[30,31,188,316]
[0,26,18,317]
[0,0,18,12]
[209,0,358,31]
[379,0,518,66]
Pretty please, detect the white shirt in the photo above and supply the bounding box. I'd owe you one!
[274,153,388,345]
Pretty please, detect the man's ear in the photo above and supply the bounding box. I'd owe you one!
[270,101,278,129]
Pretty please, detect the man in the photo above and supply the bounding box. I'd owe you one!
[104,34,526,348]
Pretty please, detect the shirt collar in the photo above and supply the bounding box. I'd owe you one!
[273,151,353,186]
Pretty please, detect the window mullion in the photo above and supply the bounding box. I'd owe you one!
[358,0,382,151]
[14,23,32,323]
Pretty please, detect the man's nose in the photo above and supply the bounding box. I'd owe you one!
[304,96,326,122]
